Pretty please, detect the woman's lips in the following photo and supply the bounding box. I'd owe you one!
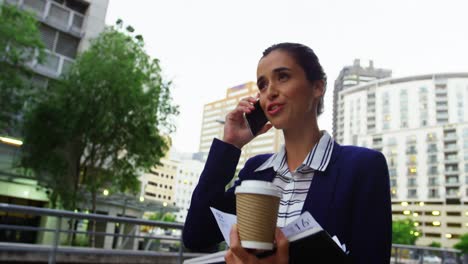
[267,103,284,116]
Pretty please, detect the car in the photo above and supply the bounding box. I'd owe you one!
[421,255,442,264]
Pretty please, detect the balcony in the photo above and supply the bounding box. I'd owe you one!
[27,50,74,79]
[436,105,448,111]
[435,96,447,103]
[444,145,458,153]
[372,142,383,150]
[445,178,460,186]
[444,169,459,176]
[435,88,447,95]
[444,134,457,142]
[445,192,459,199]
[9,0,85,37]
[444,159,458,165]
[437,118,448,124]
[437,113,450,120]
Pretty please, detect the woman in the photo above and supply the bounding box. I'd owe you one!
[183,43,392,264]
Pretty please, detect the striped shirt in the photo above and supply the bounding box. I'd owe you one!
[254,131,334,227]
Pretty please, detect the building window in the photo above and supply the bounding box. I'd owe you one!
[408,167,417,175]
[408,189,417,198]
[429,189,439,198]
[408,178,417,187]
[39,24,79,58]
[428,166,438,175]
[429,178,438,186]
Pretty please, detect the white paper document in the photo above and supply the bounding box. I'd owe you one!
[209,207,345,252]
[209,207,237,246]
[185,209,347,263]
[280,211,320,238]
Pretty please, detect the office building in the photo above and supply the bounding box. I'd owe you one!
[1,0,109,201]
[1,0,113,245]
[141,158,177,208]
[333,59,392,141]
[336,72,468,247]
[199,82,284,171]
[173,159,204,222]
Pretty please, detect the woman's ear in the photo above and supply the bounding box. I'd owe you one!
[313,80,325,98]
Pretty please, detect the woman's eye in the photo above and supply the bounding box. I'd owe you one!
[257,81,267,90]
[278,73,289,81]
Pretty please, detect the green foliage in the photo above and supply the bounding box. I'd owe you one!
[454,233,468,254]
[21,21,179,210]
[428,241,441,248]
[149,212,176,222]
[0,4,44,133]
[392,219,420,245]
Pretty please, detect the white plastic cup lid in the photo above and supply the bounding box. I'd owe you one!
[235,180,282,198]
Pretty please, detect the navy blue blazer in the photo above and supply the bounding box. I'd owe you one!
[183,138,392,264]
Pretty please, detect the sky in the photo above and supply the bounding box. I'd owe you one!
[105,0,468,153]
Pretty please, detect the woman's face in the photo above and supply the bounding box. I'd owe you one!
[256,50,324,130]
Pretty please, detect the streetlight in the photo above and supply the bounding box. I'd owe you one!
[0,136,23,146]
[103,189,109,196]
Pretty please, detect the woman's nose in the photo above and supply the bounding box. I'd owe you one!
[266,83,278,100]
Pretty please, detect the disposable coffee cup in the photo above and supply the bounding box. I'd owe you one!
[235,180,282,250]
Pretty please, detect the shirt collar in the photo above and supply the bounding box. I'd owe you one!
[255,131,334,173]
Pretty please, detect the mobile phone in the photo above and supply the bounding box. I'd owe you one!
[245,100,268,136]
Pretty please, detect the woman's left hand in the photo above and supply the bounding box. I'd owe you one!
[225,225,289,264]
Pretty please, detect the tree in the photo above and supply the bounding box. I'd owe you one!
[0,4,44,134]
[454,233,468,254]
[392,219,420,245]
[428,241,441,248]
[21,21,179,245]
[149,211,177,223]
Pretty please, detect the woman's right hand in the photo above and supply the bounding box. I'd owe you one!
[223,96,272,149]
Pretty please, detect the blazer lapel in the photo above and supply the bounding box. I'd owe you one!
[252,168,276,182]
[302,143,342,228]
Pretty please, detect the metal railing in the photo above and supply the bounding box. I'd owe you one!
[0,203,205,264]
[0,203,466,264]
[6,0,85,37]
[392,244,464,264]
